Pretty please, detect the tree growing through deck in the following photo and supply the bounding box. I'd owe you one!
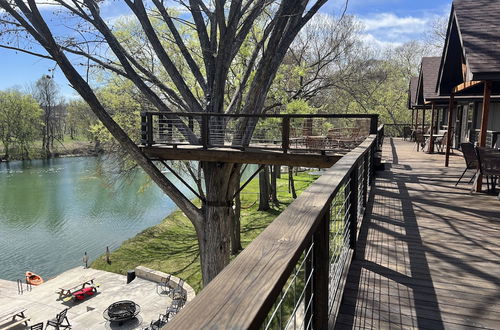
[0,0,336,285]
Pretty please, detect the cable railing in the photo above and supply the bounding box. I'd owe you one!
[162,125,383,330]
[141,113,380,155]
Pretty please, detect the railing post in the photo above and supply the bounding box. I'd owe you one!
[201,114,209,149]
[310,206,330,330]
[140,112,147,145]
[349,164,358,259]
[188,116,194,131]
[282,116,290,153]
[369,116,379,134]
[363,152,368,208]
[146,112,154,146]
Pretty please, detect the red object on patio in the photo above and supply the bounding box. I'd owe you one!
[72,286,95,300]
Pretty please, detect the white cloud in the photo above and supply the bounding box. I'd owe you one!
[358,33,403,50]
[360,13,428,33]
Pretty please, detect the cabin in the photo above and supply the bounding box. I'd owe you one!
[437,0,500,157]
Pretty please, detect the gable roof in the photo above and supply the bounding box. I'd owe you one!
[408,77,418,109]
[437,0,500,95]
[420,57,442,101]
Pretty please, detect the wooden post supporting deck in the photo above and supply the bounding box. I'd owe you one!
[428,103,435,153]
[476,81,492,192]
[411,110,415,139]
[414,109,419,139]
[445,93,455,167]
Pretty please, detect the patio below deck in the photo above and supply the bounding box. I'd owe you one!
[335,138,500,329]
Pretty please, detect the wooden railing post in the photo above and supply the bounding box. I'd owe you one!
[363,152,368,208]
[201,114,209,149]
[140,112,147,145]
[146,112,154,146]
[349,164,358,258]
[369,116,379,134]
[282,116,290,153]
[311,206,330,329]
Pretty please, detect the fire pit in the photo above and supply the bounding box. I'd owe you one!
[103,300,141,325]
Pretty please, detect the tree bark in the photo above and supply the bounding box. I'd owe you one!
[288,166,297,199]
[231,183,242,254]
[200,162,235,285]
[258,165,270,211]
[270,165,279,206]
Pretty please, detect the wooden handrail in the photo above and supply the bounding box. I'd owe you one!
[141,111,379,120]
[164,133,380,330]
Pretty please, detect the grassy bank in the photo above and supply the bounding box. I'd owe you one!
[0,135,97,161]
[91,171,318,293]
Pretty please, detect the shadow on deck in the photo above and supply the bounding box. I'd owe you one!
[335,138,500,329]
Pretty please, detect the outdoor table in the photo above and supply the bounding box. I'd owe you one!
[424,134,445,154]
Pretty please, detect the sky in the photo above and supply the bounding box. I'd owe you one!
[0,0,452,99]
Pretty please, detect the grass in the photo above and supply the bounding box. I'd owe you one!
[91,171,318,293]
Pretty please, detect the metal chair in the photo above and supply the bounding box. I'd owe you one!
[156,275,172,295]
[170,279,185,300]
[455,143,479,186]
[30,323,44,330]
[413,132,426,151]
[45,308,70,329]
[475,147,500,192]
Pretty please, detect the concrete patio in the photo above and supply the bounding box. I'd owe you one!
[0,267,182,329]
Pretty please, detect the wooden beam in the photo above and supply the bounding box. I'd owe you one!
[141,145,343,168]
[452,80,483,94]
[428,103,435,153]
[445,93,455,167]
[476,81,492,192]
[414,109,419,140]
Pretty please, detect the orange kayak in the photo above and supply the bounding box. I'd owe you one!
[25,271,44,286]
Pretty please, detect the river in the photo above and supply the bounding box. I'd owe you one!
[0,156,198,281]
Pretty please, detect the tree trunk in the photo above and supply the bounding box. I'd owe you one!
[270,165,279,206]
[275,165,281,179]
[258,166,270,211]
[288,166,297,199]
[230,169,242,255]
[231,183,242,255]
[199,162,236,286]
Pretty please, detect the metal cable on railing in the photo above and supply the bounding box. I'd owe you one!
[262,240,315,330]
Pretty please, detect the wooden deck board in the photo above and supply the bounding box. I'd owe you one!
[334,138,500,330]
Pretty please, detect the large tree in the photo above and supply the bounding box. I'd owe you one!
[0,0,330,285]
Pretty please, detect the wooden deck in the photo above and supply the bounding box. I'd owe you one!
[335,138,500,329]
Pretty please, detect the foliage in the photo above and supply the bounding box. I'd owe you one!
[91,171,318,292]
[0,89,42,159]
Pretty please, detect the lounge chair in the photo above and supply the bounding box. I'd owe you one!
[45,308,70,329]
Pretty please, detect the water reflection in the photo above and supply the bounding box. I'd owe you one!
[0,157,193,281]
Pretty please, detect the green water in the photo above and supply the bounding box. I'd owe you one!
[0,156,195,281]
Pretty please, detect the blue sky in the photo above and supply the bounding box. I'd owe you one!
[0,0,451,98]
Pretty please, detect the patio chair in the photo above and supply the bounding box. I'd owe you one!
[45,308,70,329]
[403,126,412,141]
[170,279,186,300]
[455,142,478,186]
[413,132,426,151]
[30,323,44,330]
[434,131,447,153]
[476,147,500,192]
[156,275,172,295]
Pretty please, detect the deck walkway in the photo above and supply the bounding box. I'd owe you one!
[335,138,500,329]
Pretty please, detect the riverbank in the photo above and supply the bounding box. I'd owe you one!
[91,172,318,293]
[0,137,99,162]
